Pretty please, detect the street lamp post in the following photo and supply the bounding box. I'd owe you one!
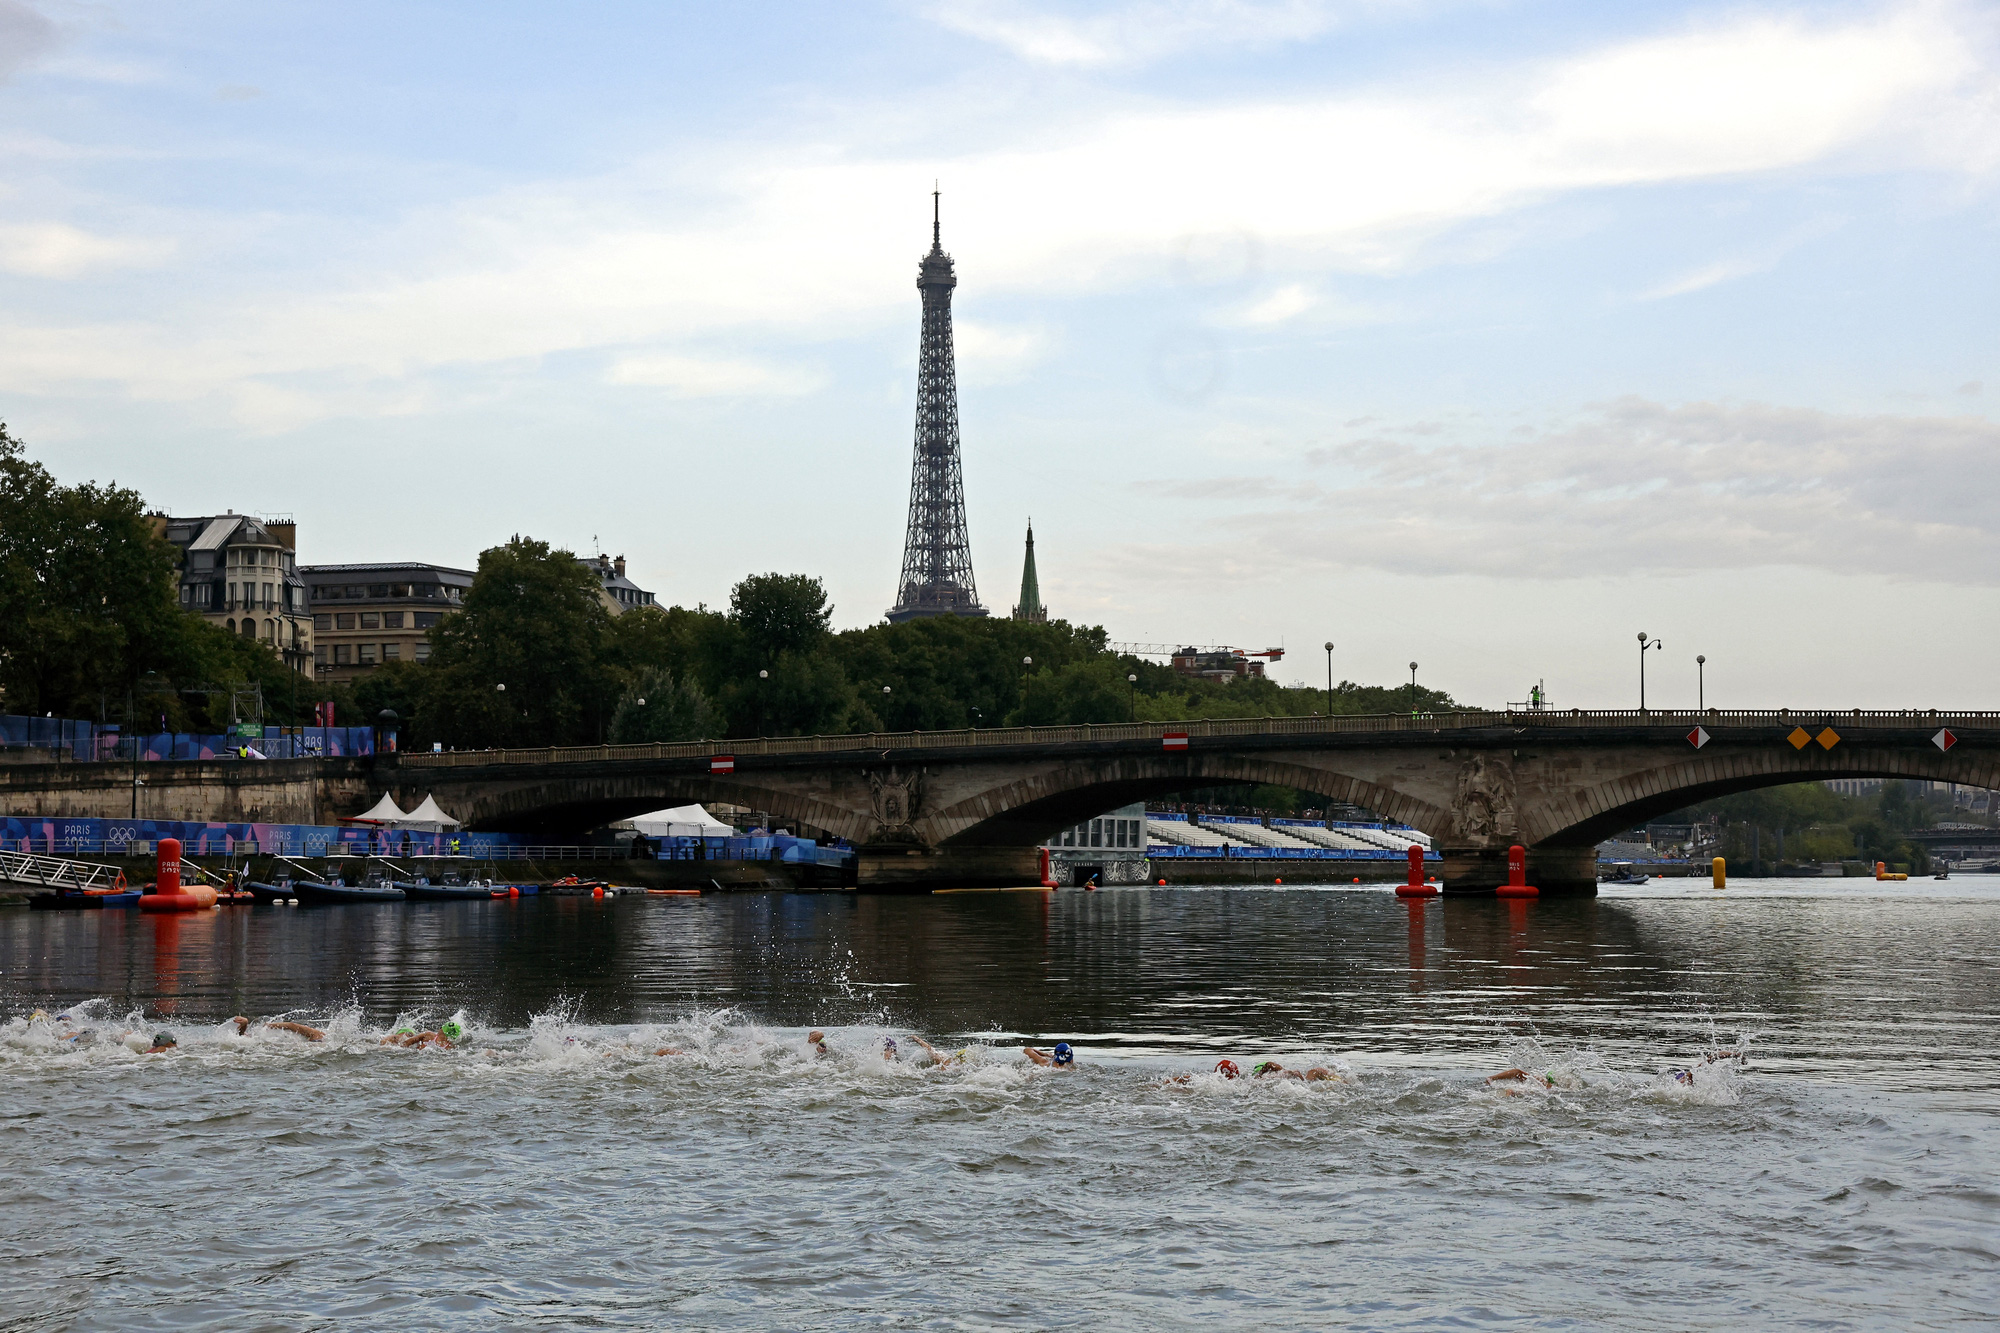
[1696,655,1706,710]
[756,668,769,737]
[1408,662,1419,714]
[1637,633,1662,710]
[1323,642,1335,717]
[1127,673,1138,722]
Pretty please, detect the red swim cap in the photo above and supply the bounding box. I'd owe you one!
[1215,1059,1240,1078]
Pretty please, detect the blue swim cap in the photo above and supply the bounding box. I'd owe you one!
[1053,1042,1073,1065]
[883,1037,897,1054]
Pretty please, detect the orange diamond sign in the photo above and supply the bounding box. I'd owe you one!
[1787,727,1811,749]
[1816,727,1840,750]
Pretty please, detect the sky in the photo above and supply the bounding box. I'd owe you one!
[3,0,1997,710]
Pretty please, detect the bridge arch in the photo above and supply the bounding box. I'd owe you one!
[1525,744,2000,847]
[925,753,1450,847]
[394,775,863,843]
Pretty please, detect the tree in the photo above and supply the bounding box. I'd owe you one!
[418,537,616,747]
[730,573,832,660]
[610,667,722,743]
[0,422,302,727]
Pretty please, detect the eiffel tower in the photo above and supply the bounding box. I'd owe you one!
[887,190,987,623]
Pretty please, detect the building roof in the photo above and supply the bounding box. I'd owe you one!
[299,562,474,579]
[187,516,242,551]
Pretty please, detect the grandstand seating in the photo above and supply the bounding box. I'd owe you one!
[1337,825,1432,853]
[1277,824,1385,852]
[1214,823,1320,850]
[1146,819,1254,850]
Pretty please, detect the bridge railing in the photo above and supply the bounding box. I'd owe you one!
[394,707,1999,770]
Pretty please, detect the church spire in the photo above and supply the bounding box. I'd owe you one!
[1011,520,1046,622]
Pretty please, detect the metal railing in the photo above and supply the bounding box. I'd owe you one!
[398,707,1998,770]
[0,848,128,892]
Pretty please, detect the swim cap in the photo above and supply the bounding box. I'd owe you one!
[154,1032,176,1047]
[441,1020,464,1041]
[1052,1042,1073,1065]
[1215,1059,1240,1078]
[883,1038,898,1055]
[1252,1061,1279,1076]
[394,1027,415,1036]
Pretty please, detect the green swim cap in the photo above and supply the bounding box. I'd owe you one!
[154,1032,176,1047]
[394,1026,415,1036]
[440,1020,464,1041]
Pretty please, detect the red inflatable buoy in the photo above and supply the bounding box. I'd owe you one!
[1396,843,1439,898]
[139,839,215,912]
[1495,844,1539,898]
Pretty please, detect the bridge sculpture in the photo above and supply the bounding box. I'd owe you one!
[7,709,1986,894]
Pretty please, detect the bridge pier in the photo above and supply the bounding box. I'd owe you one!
[1440,845,1598,897]
[855,844,1043,892]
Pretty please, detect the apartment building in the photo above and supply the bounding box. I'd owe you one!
[578,553,656,615]
[299,562,473,685]
[152,512,311,674]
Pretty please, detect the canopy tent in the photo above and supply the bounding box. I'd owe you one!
[402,794,463,831]
[342,793,410,825]
[618,804,734,838]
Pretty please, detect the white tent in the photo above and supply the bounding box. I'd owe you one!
[620,804,734,838]
[401,794,463,832]
[343,792,410,825]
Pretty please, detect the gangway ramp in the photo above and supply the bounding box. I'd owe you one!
[0,848,128,894]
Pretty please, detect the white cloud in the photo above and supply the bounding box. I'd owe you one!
[603,352,828,397]
[926,0,1383,66]
[0,222,173,277]
[0,5,1989,426]
[1137,399,2000,585]
[1230,283,1316,324]
[953,318,1046,382]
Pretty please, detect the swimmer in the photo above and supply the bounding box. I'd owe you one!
[1487,1067,1556,1087]
[806,1030,830,1059]
[231,1016,326,1042]
[145,1032,177,1054]
[1252,1060,1303,1081]
[882,1036,899,1062]
[1022,1042,1075,1069]
[382,1019,464,1049]
[906,1035,969,1067]
[653,1046,686,1057]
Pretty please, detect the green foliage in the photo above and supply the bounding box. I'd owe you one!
[729,573,832,660]
[610,667,722,743]
[1671,780,1942,871]
[0,424,308,728]
[416,537,618,748]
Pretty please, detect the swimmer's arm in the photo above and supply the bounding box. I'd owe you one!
[1303,1067,1343,1082]
[230,1016,251,1035]
[1022,1046,1053,1066]
[267,1021,324,1041]
[1486,1068,1530,1083]
[909,1036,947,1062]
[654,1047,684,1057]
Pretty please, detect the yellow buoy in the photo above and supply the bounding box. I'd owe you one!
[1712,856,1726,889]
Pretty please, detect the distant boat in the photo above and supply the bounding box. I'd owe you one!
[398,872,500,901]
[293,870,405,905]
[1599,868,1650,885]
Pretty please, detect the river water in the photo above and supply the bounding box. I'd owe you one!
[2,880,1995,1330]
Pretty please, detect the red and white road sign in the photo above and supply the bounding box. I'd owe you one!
[1687,726,1710,749]
[1933,728,1957,752]
[710,755,736,774]
[1162,731,1189,751]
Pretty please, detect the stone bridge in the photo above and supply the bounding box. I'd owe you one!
[9,709,1986,893]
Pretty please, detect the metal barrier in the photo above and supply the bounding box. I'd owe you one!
[399,707,2000,770]
[0,848,127,891]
